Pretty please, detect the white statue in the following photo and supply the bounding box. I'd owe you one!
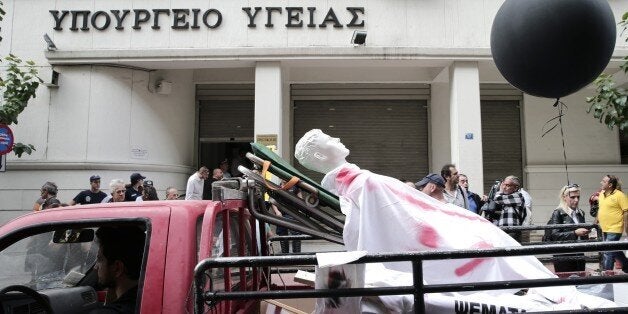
[294,129,349,174]
[294,129,614,313]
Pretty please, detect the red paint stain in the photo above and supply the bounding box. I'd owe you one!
[336,167,361,194]
[385,181,489,224]
[455,241,493,276]
[418,225,440,248]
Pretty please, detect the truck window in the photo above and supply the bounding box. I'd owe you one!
[0,223,148,314]
[209,211,253,292]
[0,229,98,290]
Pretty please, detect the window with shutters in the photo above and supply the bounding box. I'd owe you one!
[480,100,524,192]
[293,99,429,183]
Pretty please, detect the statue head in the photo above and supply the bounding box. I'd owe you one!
[294,129,350,174]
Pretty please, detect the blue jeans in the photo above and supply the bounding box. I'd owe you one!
[602,232,628,270]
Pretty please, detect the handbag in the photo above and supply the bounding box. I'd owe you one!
[590,202,599,218]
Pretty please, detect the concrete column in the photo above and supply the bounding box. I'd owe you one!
[254,62,285,156]
[430,67,451,173]
[449,61,484,194]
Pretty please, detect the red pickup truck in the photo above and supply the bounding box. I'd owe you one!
[0,197,263,313]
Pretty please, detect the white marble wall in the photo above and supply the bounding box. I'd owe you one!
[1,0,628,225]
[3,0,624,52]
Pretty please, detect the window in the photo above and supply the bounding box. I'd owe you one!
[0,229,99,290]
[481,100,524,192]
[209,210,253,292]
[0,222,147,314]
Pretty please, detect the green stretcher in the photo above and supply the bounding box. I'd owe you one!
[249,142,341,212]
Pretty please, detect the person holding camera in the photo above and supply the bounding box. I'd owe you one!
[491,175,527,242]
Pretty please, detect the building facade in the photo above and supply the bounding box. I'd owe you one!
[1,0,627,224]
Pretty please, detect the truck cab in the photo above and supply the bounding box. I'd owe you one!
[0,198,261,314]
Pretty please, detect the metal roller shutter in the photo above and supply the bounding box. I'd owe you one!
[481,99,523,192]
[293,90,429,184]
[197,84,254,142]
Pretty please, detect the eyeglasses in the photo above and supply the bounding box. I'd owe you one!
[567,183,580,188]
[115,190,125,194]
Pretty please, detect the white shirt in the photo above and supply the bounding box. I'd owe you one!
[185,173,204,200]
[519,188,533,225]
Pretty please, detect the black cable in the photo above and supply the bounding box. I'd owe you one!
[541,98,570,185]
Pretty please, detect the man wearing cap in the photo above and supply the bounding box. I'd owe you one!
[185,166,209,200]
[415,173,446,202]
[70,175,108,205]
[125,173,145,202]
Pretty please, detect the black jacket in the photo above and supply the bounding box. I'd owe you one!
[547,208,586,242]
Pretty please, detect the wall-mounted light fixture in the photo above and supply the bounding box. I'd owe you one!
[351,30,367,46]
[155,80,172,95]
[43,33,57,51]
[45,70,60,88]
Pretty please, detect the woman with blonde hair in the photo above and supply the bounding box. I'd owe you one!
[546,184,590,272]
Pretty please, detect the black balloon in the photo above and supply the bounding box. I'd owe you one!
[490,0,616,99]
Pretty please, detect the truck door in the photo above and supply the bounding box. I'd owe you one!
[197,200,260,313]
[0,218,154,314]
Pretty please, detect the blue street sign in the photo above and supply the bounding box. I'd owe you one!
[0,124,15,155]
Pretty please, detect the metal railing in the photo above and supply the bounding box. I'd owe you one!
[194,240,628,313]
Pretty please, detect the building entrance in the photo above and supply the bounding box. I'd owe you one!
[197,84,255,178]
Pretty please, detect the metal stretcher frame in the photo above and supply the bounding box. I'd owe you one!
[236,165,344,239]
[248,143,341,211]
[194,240,628,314]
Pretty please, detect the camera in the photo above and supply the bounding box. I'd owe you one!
[481,179,504,222]
[488,180,501,198]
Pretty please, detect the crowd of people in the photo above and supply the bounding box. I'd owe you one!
[403,165,533,243]
[408,168,628,273]
[32,159,242,210]
[33,173,181,210]
[31,157,628,273]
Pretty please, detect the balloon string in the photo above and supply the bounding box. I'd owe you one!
[541,98,570,185]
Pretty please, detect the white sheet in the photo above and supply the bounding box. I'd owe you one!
[319,163,615,312]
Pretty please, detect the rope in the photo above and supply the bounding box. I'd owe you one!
[261,160,300,191]
[541,98,570,185]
